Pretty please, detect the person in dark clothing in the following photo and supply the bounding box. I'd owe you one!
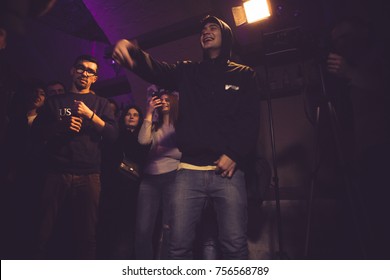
[113,15,260,259]
[32,54,118,259]
[107,98,120,121]
[98,104,150,259]
[46,80,66,97]
[2,80,46,259]
[326,17,390,259]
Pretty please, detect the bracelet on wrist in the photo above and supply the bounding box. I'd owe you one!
[90,112,95,121]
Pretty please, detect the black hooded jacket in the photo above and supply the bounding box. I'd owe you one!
[129,16,260,168]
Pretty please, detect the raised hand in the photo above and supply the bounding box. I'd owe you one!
[112,39,138,69]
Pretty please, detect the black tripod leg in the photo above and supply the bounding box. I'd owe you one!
[304,105,321,258]
[305,63,367,258]
[326,101,368,258]
[264,63,288,259]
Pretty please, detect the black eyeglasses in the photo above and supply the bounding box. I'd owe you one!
[74,65,97,77]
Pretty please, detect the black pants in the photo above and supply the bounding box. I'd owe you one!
[37,173,101,259]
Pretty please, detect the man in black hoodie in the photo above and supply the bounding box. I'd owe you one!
[33,55,118,259]
[113,16,260,259]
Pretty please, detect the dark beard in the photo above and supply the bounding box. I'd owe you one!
[75,79,88,91]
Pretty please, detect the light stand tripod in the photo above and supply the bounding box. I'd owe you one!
[260,26,306,260]
[262,55,289,260]
[303,61,367,258]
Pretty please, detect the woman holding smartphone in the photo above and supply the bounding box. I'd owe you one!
[135,89,181,259]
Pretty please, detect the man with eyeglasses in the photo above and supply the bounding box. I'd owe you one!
[32,54,118,259]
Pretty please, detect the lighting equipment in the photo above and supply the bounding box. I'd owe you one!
[232,0,271,26]
[232,0,288,259]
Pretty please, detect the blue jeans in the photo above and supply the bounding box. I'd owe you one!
[134,170,176,259]
[169,169,248,259]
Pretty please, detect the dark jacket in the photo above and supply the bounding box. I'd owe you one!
[101,127,150,182]
[129,16,260,167]
[32,92,118,174]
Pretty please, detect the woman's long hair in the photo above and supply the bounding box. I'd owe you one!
[154,91,179,130]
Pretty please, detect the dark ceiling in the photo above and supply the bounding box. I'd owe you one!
[2,0,386,52]
[33,0,334,59]
[19,0,384,55]
[37,0,109,43]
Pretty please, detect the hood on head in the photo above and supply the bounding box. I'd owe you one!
[200,15,233,60]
